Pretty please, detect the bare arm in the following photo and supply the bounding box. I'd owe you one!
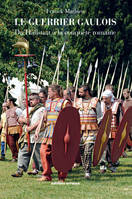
[26,120,40,133]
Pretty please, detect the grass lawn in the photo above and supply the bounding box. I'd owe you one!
[0,148,132,199]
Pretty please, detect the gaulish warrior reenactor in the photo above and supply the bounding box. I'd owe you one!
[0,102,8,160]
[39,88,48,106]
[122,88,132,112]
[11,93,45,177]
[35,84,71,182]
[6,97,22,162]
[63,87,81,168]
[100,90,123,173]
[28,88,48,175]
[122,88,132,151]
[75,84,102,179]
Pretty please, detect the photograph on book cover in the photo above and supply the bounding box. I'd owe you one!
[0,1,132,199]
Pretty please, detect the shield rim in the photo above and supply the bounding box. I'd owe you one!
[111,106,132,163]
[93,109,112,166]
[52,106,80,172]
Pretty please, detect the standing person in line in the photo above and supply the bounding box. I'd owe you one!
[0,102,8,160]
[100,90,123,173]
[6,97,22,162]
[11,93,45,177]
[75,84,102,179]
[28,88,48,175]
[35,84,71,182]
[39,88,48,106]
[122,88,132,152]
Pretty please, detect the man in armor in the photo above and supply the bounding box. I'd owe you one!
[36,84,71,182]
[75,84,102,179]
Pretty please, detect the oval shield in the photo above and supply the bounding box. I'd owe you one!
[93,109,112,166]
[52,107,80,173]
[111,106,132,163]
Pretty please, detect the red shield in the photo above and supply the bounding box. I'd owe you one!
[111,106,132,163]
[52,107,80,173]
[127,135,132,147]
[93,109,112,166]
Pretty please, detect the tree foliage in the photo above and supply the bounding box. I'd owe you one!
[0,0,132,112]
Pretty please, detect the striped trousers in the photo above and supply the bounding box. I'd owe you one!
[80,142,94,174]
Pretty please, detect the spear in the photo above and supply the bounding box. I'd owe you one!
[67,58,69,89]
[73,71,77,87]
[128,78,131,90]
[73,58,82,106]
[91,58,98,91]
[52,53,61,84]
[4,76,10,102]
[73,58,82,87]
[52,43,65,84]
[12,38,32,152]
[56,53,61,84]
[73,66,78,87]
[119,61,129,99]
[97,69,100,98]
[37,46,45,89]
[86,63,92,84]
[116,63,124,99]
[101,55,113,95]
[99,74,103,100]
[110,62,117,85]
[82,74,85,85]
[130,82,132,92]
[56,43,65,84]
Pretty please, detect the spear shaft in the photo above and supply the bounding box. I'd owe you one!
[101,55,113,95]
[73,58,82,106]
[99,74,103,100]
[130,82,132,91]
[116,63,124,98]
[119,61,129,99]
[97,69,100,98]
[24,58,30,152]
[37,46,45,88]
[73,58,82,87]
[67,58,69,89]
[110,62,117,85]
[91,59,98,91]
[86,63,92,84]
[56,43,65,84]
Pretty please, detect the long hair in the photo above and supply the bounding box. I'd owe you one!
[49,84,63,98]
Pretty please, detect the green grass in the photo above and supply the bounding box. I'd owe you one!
[0,148,132,199]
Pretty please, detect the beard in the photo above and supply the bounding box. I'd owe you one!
[79,94,85,99]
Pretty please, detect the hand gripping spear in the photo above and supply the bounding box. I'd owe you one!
[12,38,35,152]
